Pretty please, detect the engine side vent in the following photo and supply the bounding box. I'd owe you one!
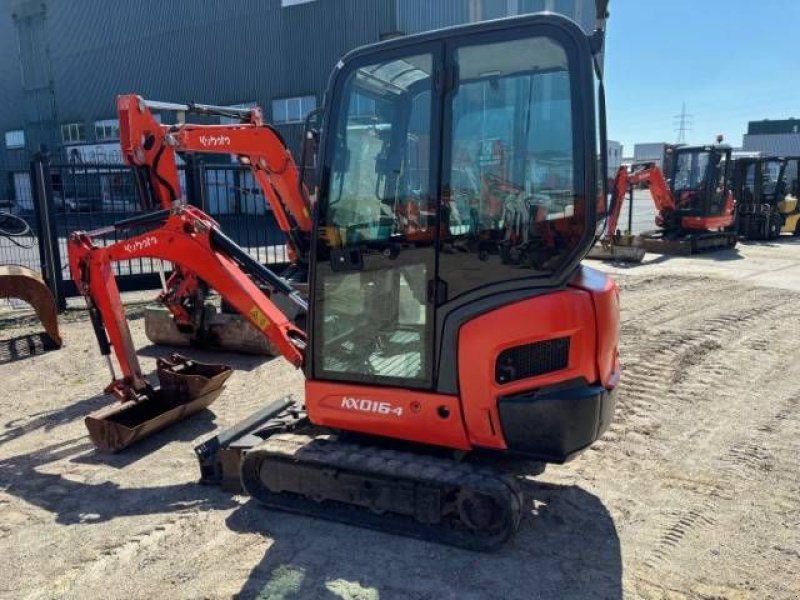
[495,337,570,384]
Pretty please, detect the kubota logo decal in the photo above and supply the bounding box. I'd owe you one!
[123,236,158,254]
[341,397,403,417]
[199,135,231,147]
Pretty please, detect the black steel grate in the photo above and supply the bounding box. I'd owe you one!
[495,337,570,384]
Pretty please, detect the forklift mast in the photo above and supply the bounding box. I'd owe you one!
[731,157,787,206]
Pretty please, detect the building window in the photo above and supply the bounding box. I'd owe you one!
[272,95,316,124]
[281,0,315,6]
[94,118,120,141]
[5,130,25,149]
[61,122,87,144]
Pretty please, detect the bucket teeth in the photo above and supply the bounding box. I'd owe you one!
[85,354,232,452]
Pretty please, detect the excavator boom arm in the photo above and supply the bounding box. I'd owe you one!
[68,205,306,400]
[628,164,677,214]
[602,164,677,239]
[117,95,312,260]
[604,166,628,237]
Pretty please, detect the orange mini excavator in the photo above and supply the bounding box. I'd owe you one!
[115,93,314,354]
[68,7,618,549]
[630,142,737,254]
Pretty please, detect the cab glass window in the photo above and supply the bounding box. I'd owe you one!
[313,52,436,387]
[441,35,584,298]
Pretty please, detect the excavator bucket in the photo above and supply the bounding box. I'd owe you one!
[0,265,62,347]
[85,354,232,452]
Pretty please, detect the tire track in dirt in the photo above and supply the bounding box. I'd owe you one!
[617,275,757,332]
[576,279,800,584]
[25,513,197,600]
[641,387,800,572]
[595,296,792,460]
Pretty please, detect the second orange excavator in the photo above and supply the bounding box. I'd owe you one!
[115,95,313,356]
[592,141,738,258]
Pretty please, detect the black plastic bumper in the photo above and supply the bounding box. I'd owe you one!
[497,381,617,463]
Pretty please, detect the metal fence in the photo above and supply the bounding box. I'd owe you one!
[0,211,40,273]
[198,163,291,265]
[4,152,294,310]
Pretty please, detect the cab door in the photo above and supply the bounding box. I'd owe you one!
[311,44,443,389]
[439,28,590,300]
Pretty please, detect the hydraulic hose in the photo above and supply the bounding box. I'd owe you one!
[0,211,35,248]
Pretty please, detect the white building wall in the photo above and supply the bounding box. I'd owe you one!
[633,142,669,169]
[607,140,622,176]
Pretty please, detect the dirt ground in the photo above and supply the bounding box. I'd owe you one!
[1,246,799,599]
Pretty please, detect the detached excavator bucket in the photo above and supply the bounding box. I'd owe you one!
[0,265,62,347]
[85,354,233,452]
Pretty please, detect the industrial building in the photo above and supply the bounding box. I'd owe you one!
[633,142,670,170]
[607,140,623,176]
[742,118,800,158]
[1,0,598,202]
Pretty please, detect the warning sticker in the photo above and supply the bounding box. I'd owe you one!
[249,306,270,330]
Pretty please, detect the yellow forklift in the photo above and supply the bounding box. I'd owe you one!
[777,157,800,234]
[732,156,800,239]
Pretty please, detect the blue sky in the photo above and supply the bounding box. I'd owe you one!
[604,0,800,155]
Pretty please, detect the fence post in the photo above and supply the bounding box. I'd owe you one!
[627,185,634,234]
[197,159,208,212]
[30,147,66,311]
[184,154,205,210]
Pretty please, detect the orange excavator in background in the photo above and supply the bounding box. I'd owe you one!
[587,165,645,262]
[593,142,737,257]
[114,96,314,354]
[67,8,618,550]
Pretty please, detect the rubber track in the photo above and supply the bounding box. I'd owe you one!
[240,433,524,552]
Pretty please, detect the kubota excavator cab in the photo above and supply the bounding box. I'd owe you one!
[635,143,737,254]
[664,144,733,230]
[303,14,618,460]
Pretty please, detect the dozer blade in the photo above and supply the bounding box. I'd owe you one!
[85,354,232,452]
[0,265,62,346]
[144,304,279,356]
[586,243,645,263]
